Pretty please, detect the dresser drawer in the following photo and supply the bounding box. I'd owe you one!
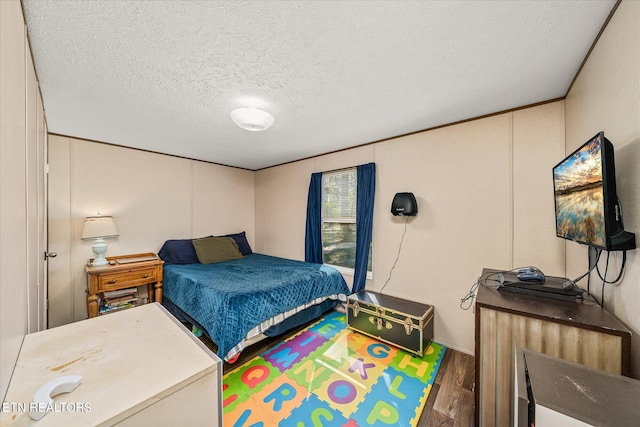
[98,267,157,291]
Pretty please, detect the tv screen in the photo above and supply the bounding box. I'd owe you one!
[553,132,635,251]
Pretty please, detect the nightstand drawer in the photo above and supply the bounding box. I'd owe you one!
[98,267,157,291]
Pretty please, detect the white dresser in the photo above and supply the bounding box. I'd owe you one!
[1,303,221,426]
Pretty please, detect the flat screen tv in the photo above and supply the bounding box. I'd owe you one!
[553,131,635,251]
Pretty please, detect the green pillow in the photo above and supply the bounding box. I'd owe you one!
[192,236,243,264]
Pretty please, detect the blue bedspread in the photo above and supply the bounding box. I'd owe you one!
[162,253,350,358]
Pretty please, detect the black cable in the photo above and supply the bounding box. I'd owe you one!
[596,250,627,284]
[460,279,479,311]
[482,270,510,287]
[565,249,601,289]
[586,289,601,306]
[481,272,505,288]
[460,266,545,311]
[586,247,601,295]
[600,251,610,307]
[582,249,628,308]
[379,216,409,293]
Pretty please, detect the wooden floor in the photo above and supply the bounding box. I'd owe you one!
[196,313,476,426]
[418,347,475,426]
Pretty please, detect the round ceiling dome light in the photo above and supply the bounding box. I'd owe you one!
[230,107,274,131]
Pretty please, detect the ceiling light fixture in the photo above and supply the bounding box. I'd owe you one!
[230,107,274,132]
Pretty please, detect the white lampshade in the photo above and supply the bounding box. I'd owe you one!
[82,215,119,266]
[81,216,118,239]
[230,107,274,131]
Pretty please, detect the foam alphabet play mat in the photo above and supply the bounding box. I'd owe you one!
[223,311,446,426]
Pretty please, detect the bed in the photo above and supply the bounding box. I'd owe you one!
[158,234,350,362]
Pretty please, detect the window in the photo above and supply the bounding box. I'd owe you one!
[321,169,372,272]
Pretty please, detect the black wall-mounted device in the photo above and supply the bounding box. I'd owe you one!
[391,192,418,216]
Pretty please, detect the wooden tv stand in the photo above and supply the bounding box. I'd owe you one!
[474,268,631,427]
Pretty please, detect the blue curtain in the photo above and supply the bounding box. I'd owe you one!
[304,172,323,263]
[353,162,376,293]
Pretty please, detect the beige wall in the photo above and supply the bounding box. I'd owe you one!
[256,101,566,353]
[565,0,640,377]
[47,136,255,327]
[7,2,636,401]
[0,0,47,401]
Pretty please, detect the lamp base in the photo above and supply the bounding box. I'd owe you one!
[91,257,109,267]
[91,238,109,266]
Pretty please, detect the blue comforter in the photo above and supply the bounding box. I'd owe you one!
[162,253,350,358]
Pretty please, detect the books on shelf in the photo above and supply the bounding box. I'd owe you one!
[103,288,137,299]
[99,303,136,315]
[99,287,139,316]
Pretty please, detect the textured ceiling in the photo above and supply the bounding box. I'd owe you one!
[23,0,615,170]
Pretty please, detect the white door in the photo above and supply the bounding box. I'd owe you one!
[26,47,49,333]
[39,100,49,331]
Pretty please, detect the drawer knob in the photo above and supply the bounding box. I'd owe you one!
[143,274,149,278]
[109,280,117,284]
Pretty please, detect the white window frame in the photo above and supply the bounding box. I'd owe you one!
[321,168,372,278]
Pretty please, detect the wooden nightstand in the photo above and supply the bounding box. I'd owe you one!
[85,253,164,318]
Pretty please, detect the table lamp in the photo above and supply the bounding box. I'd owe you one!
[81,214,119,266]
